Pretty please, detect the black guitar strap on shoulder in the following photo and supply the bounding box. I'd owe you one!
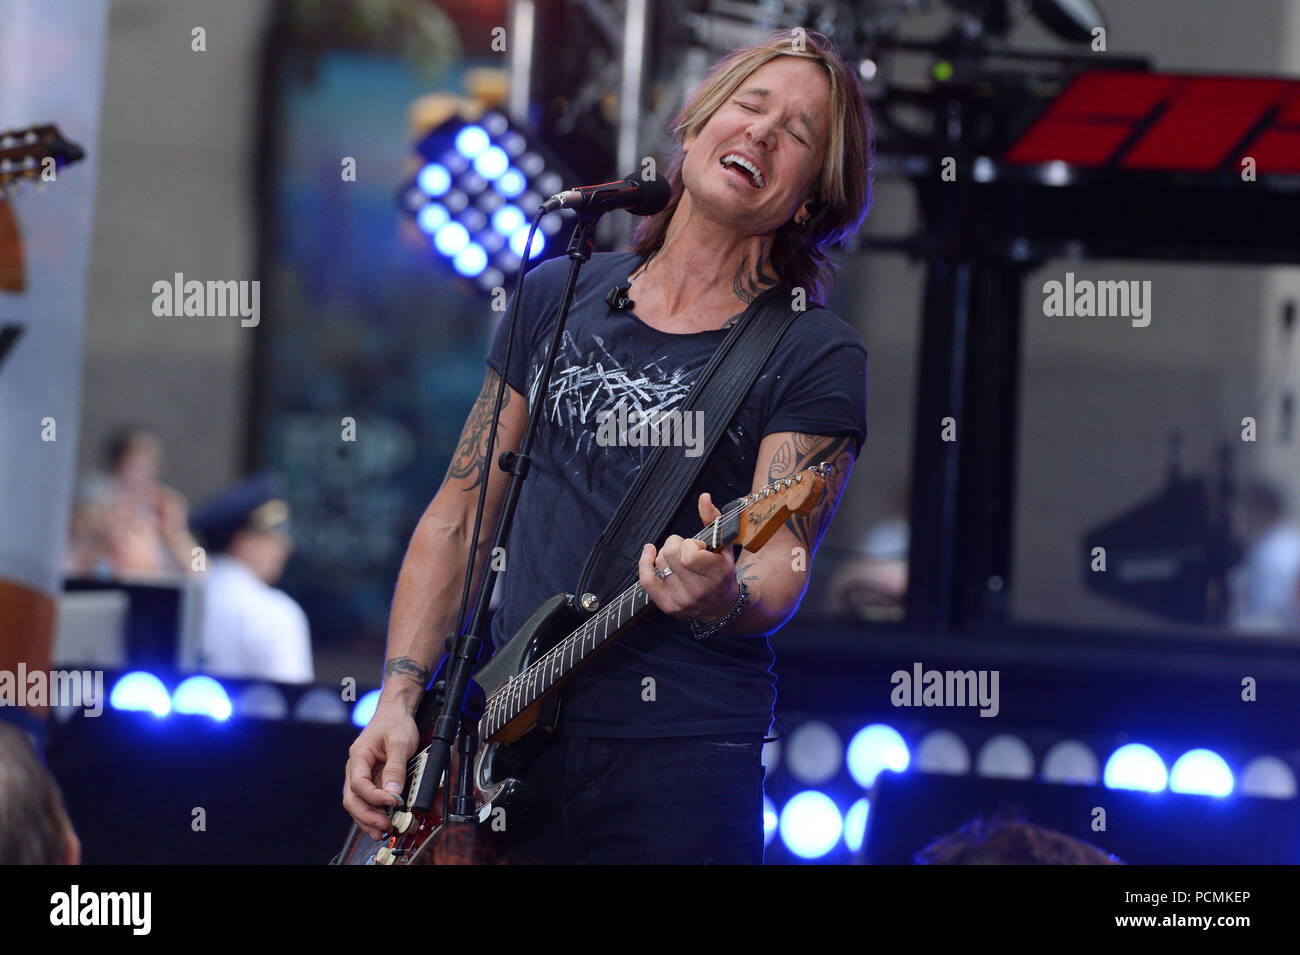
[573,281,805,611]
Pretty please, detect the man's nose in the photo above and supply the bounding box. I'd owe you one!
[746,119,776,149]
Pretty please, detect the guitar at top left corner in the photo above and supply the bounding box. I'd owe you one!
[0,123,86,294]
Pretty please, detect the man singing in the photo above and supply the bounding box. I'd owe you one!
[344,28,873,864]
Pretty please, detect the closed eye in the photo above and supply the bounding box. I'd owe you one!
[736,100,811,147]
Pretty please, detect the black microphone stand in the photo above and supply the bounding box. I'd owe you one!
[409,207,604,818]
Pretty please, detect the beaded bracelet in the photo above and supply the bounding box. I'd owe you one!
[690,577,750,641]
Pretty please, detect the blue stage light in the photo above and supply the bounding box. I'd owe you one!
[1241,756,1297,798]
[172,676,232,721]
[417,162,450,197]
[417,203,449,235]
[351,689,381,728]
[294,687,348,724]
[492,204,526,236]
[977,734,1035,780]
[435,221,471,257]
[517,151,544,176]
[453,243,488,277]
[844,797,870,853]
[109,671,171,717]
[509,228,544,259]
[440,151,469,175]
[442,189,469,214]
[915,729,971,775]
[786,721,843,784]
[535,171,563,197]
[763,795,778,847]
[481,111,509,137]
[476,189,505,215]
[477,267,505,292]
[779,791,843,859]
[473,146,509,180]
[495,169,526,198]
[234,683,288,720]
[455,125,490,158]
[847,723,910,788]
[499,131,526,156]
[1103,743,1168,792]
[1170,749,1234,797]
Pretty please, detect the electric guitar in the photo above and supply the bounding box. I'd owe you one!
[333,462,831,865]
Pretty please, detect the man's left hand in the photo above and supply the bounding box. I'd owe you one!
[639,492,740,623]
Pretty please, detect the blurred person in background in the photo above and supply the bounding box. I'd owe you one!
[66,426,197,578]
[0,723,80,865]
[827,482,908,618]
[189,474,314,684]
[1228,477,1300,634]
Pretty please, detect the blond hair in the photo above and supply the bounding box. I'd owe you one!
[631,29,873,303]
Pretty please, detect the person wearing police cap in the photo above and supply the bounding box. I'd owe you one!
[189,474,313,683]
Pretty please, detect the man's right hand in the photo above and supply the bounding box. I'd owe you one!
[343,702,420,840]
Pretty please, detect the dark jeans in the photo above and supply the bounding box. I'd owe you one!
[499,733,767,865]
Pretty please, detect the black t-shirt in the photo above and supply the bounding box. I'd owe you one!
[485,249,867,737]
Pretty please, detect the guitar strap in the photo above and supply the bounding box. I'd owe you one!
[573,281,805,608]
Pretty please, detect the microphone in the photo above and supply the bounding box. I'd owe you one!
[606,284,635,311]
[540,173,671,216]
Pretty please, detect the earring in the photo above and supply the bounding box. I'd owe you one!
[797,200,818,229]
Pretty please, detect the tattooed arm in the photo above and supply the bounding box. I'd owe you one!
[725,431,856,637]
[346,367,527,837]
[380,366,527,708]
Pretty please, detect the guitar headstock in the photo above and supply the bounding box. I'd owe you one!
[732,462,831,552]
[0,124,85,190]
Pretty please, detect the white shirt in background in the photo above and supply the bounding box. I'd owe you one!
[1229,522,1300,634]
[199,555,314,682]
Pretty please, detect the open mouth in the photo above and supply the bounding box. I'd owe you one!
[720,153,766,189]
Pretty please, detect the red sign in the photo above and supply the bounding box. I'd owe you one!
[1005,72,1300,174]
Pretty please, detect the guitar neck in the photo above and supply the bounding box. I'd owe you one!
[478,508,743,739]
